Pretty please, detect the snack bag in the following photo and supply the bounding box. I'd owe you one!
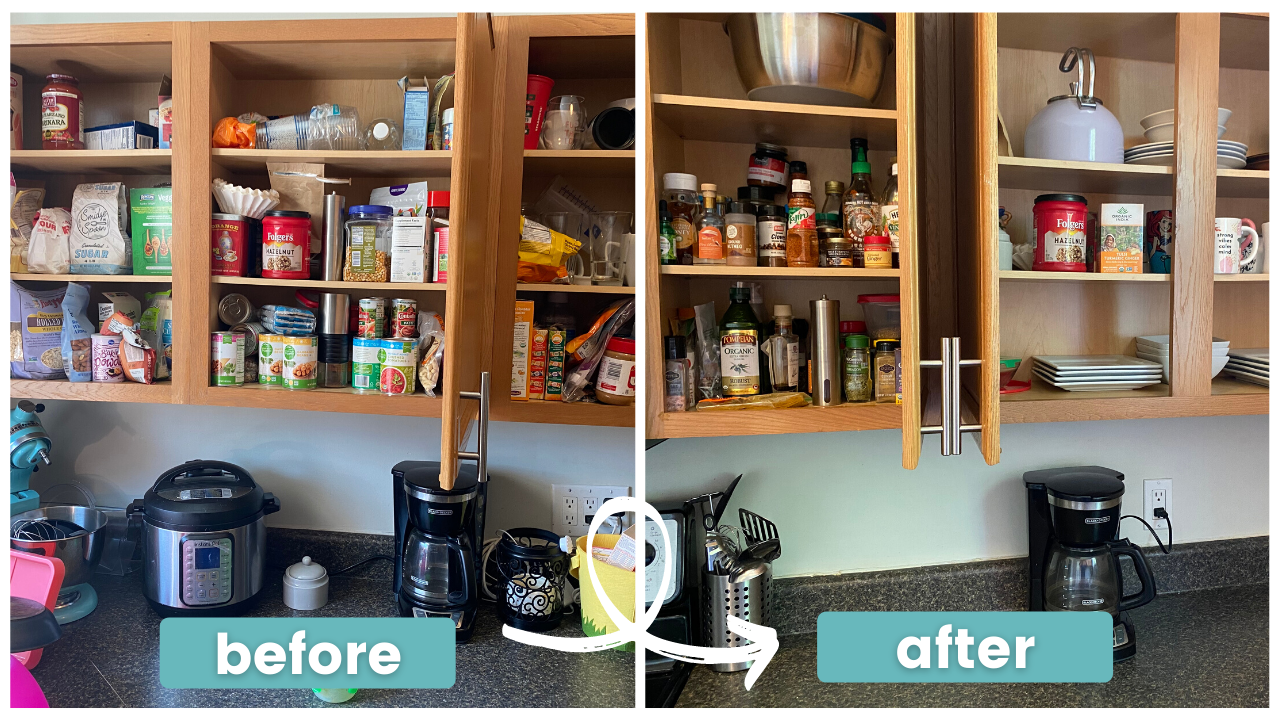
[212,116,257,149]
[517,216,582,283]
[10,186,45,272]
[139,290,173,379]
[100,310,139,336]
[562,299,634,403]
[61,282,94,382]
[416,312,445,397]
[116,324,156,384]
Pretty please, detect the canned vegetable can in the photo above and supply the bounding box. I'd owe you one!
[378,338,419,395]
[352,337,382,392]
[282,335,319,390]
[391,298,418,338]
[357,298,384,338]
[211,331,245,386]
[258,334,283,387]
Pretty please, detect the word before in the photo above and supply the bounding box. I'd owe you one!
[218,630,401,676]
[897,625,1035,670]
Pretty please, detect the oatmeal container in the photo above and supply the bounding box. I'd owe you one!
[281,335,319,390]
[211,331,245,386]
[90,333,123,383]
[351,337,382,392]
[257,334,283,387]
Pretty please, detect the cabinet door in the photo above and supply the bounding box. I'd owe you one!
[440,13,504,488]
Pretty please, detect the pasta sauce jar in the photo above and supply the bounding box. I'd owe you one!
[41,74,84,149]
[261,210,312,279]
[1032,194,1089,272]
[747,143,788,189]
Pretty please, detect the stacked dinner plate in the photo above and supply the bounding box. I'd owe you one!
[1032,355,1164,392]
[1125,140,1248,169]
[1135,334,1230,383]
[1223,348,1269,387]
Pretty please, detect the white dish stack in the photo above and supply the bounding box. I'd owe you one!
[1127,108,1246,168]
[1032,355,1164,392]
[1134,334,1230,384]
[1223,348,1269,387]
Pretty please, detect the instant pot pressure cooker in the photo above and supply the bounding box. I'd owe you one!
[128,460,280,617]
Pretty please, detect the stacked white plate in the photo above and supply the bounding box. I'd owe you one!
[1223,348,1269,387]
[1124,140,1248,169]
[1134,334,1230,383]
[1032,355,1164,392]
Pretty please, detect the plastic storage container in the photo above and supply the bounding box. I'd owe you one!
[857,294,901,340]
[344,205,393,282]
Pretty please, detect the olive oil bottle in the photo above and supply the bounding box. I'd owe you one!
[719,286,761,396]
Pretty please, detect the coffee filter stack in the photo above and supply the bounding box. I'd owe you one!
[213,178,281,219]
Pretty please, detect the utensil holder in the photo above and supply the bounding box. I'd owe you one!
[701,566,772,672]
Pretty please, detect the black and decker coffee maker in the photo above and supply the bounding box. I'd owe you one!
[393,460,487,641]
[1025,466,1157,662]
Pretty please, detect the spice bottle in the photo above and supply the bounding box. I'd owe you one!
[719,286,761,397]
[843,335,873,403]
[881,157,900,268]
[843,137,880,267]
[817,214,852,268]
[658,200,678,265]
[756,204,788,268]
[662,173,700,264]
[785,161,819,267]
[725,201,758,267]
[822,180,845,220]
[41,74,84,150]
[864,235,892,269]
[761,305,800,392]
[695,183,726,265]
[874,340,900,403]
[664,335,695,412]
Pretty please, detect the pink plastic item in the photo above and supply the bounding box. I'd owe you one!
[10,551,65,669]
[11,655,50,708]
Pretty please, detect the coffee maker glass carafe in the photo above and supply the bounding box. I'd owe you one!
[1044,542,1120,615]
[401,529,475,607]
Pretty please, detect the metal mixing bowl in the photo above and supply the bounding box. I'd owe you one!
[11,505,108,587]
[725,13,893,108]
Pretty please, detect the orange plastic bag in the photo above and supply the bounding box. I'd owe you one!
[212,117,256,149]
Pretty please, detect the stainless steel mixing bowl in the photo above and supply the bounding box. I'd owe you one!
[725,13,893,108]
[11,505,108,587]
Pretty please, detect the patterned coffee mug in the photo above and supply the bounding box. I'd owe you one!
[1214,217,1258,274]
[1145,210,1174,274]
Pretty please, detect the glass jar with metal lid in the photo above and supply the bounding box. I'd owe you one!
[747,142,789,189]
[818,214,852,267]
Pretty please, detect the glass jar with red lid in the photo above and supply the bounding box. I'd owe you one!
[1032,193,1089,272]
[41,74,85,149]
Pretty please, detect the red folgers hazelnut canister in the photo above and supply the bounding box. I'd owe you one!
[211,214,248,276]
[261,210,311,279]
[1033,194,1089,272]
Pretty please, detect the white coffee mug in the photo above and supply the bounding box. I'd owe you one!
[1263,222,1271,274]
[1214,217,1258,274]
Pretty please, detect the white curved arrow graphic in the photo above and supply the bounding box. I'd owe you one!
[502,496,779,691]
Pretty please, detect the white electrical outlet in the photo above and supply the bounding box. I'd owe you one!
[552,484,632,537]
[1143,478,1173,532]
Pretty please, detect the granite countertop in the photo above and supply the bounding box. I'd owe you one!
[676,584,1269,708]
[30,571,634,708]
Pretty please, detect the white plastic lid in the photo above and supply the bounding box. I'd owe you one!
[792,179,812,194]
[663,172,697,192]
[284,556,328,588]
[373,122,390,141]
[442,107,454,124]
[774,304,792,318]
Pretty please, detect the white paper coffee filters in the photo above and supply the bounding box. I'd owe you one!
[212,178,281,219]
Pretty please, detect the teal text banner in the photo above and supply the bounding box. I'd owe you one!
[159,617,456,689]
[817,611,1113,683]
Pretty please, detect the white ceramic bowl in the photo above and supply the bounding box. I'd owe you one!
[1136,334,1230,352]
[1136,351,1230,380]
[1140,107,1232,130]
[1143,123,1226,143]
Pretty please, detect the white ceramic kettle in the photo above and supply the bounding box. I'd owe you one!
[1024,48,1124,164]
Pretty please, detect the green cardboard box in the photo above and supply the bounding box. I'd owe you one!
[129,187,173,275]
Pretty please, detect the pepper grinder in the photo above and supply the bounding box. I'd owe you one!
[318,193,350,387]
[809,296,842,407]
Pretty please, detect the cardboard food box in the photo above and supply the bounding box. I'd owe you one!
[1098,203,1144,273]
[129,188,173,275]
[398,76,430,151]
[157,75,173,149]
[545,326,567,401]
[390,216,427,282]
[527,327,548,400]
[86,121,158,150]
[99,292,140,330]
[511,300,535,400]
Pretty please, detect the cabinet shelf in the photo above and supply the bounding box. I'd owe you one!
[656,402,902,439]
[1214,274,1268,282]
[12,274,173,284]
[516,283,634,294]
[493,400,634,427]
[996,156,1173,195]
[1216,169,1270,198]
[211,149,453,176]
[204,384,443,417]
[10,379,174,404]
[661,266,901,279]
[211,276,446,292]
[999,377,1266,424]
[10,150,173,175]
[522,149,634,178]
[651,94,898,149]
[999,271,1169,283]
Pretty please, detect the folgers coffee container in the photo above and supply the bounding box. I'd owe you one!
[211,214,248,276]
[1033,194,1088,272]
[261,210,311,279]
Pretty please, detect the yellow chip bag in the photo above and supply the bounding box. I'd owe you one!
[517,216,582,283]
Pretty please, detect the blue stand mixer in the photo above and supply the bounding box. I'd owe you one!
[11,400,52,514]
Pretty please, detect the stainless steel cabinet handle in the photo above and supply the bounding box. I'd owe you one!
[457,371,490,482]
[920,338,982,457]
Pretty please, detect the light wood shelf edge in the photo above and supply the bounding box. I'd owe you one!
[997,155,1174,176]
[652,93,899,121]
[492,401,635,427]
[211,276,447,291]
[999,271,1170,283]
[10,379,175,404]
[661,266,902,279]
[12,274,174,283]
[656,403,903,439]
[516,283,635,294]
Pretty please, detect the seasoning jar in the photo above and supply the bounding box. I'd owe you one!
[1032,193,1088,272]
[261,210,312,280]
[664,335,695,412]
[428,191,450,282]
[595,336,636,405]
[737,185,776,216]
[785,161,819,267]
[817,214,851,267]
[756,205,788,268]
[663,173,700,265]
[864,235,893,269]
[344,205,393,282]
[843,334,873,403]
[746,143,788,189]
[724,201,758,267]
[41,74,84,149]
[874,340,900,403]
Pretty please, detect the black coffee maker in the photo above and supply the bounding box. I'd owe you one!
[1025,466,1157,662]
[393,461,487,642]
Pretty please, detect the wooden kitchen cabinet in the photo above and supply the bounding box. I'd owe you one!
[644,13,925,468]
[960,11,1268,458]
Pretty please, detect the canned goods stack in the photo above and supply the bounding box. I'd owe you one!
[349,295,424,395]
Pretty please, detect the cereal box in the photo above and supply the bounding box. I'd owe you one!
[511,300,535,400]
[1098,203,1144,274]
[130,188,173,275]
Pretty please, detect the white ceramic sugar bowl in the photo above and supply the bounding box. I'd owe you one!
[283,556,329,611]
